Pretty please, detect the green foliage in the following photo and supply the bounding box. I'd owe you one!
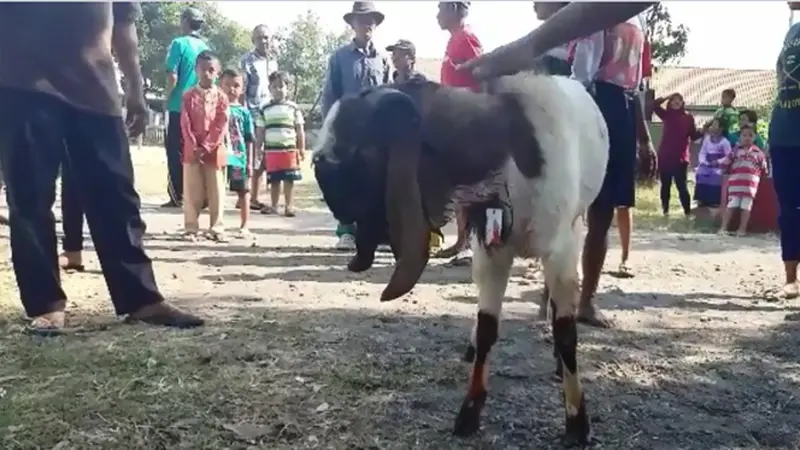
[272,10,353,104]
[642,4,689,67]
[135,2,249,93]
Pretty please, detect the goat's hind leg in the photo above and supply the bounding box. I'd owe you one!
[542,226,591,445]
[453,244,514,437]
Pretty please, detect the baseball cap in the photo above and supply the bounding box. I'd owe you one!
[386,39,416,57]
[181,7,205,23]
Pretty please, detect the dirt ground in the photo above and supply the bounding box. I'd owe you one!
[1,147,799,450]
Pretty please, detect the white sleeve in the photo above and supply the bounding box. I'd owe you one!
[571,31,605,85]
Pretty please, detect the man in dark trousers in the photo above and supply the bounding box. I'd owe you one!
[0,3,204,333]
[163,7,210,208]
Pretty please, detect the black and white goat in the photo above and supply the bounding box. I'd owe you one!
[313,73,608,445]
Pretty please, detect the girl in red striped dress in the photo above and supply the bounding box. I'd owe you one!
[715,124,769,236]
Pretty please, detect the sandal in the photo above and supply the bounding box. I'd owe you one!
[609,262,634,279]
[260,206,278,215]
[284,208,296,217]
[251,201,265,210]
[25,314,67,336]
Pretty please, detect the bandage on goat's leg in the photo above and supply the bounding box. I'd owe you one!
[453,245,512,437]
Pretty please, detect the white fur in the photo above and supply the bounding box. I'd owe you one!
[313,101,341,161]
[470,73,609,342]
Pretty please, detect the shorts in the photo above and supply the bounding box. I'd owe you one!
[590,81,637,210]
[227,166,249,193]
[726,195,754,211]
[694,182,722,207]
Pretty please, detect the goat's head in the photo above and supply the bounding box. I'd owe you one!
[314,84,457,301]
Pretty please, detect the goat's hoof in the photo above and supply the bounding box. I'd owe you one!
[563,396,591,447]
[553,360,563,382]
[453,392,486,437]
[463,344,476,362]
[347,255,373,273]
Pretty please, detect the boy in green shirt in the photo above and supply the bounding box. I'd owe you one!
[220,69,255,237]
[712,88,739,139]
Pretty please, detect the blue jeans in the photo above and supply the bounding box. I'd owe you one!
[771,146,800,262]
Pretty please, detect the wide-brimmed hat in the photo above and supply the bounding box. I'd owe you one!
[344,2,385,26]
[386,39,416,57]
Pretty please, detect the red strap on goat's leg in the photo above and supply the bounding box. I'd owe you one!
[453,310,498,437]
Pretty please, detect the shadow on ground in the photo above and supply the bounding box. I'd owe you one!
[2,302,800,449]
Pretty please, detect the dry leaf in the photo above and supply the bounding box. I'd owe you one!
[222,423,271,442]
[315,402,330,413]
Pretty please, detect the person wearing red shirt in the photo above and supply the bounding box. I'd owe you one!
[434,1,483,265]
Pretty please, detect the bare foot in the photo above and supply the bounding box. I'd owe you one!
[59,251,84,272]
[735,230,747,237]
[127,302,204,328]
[782,282,799,300]
[577,305,614,328]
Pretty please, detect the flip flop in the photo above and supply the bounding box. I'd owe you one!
[444,255,473,268]
[60,264,85,273]
[260,206,278,215]
[284,209,296,217]
[25,316,68,337]
[610,262,634,279]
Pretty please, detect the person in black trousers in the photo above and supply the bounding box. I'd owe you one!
[59,161,86,271]
[0,2,203,333]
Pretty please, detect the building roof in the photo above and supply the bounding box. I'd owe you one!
[414,59,777,109]
[649,66,776,108]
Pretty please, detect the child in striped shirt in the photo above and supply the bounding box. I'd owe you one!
[715,124,769,236]
[254,71,305,217]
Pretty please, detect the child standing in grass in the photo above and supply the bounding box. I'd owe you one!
[180,50,230,241]
[220,68,255,237]
[694,117,732,210]
[254,71,305,217]
[714,124,768,236]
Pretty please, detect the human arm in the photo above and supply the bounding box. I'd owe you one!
[180,92,197,159]
[253,106,266,163]
[688,114,703,141]
[111,3,146,136]
[652,96,670,120]
[459,2,655,79]
[243,110,256,174]
[204,93,230,152]
[239,56,249,106]
[164,39,181,106]
[321,52,340,119]
[295,106,306,160]
[570,32,604,86]
[383,55,391,85]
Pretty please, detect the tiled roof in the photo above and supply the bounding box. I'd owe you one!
[413,60,777,108]
[649,66,776,108]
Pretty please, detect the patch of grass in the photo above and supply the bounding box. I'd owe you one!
[632,179,717,234]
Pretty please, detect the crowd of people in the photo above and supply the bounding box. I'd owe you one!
[653,88,771,236]
[0,1,798,336]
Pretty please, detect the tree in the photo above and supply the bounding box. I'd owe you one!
[272,10,353,104]
[642,4,689,68]
[135,2,250,93]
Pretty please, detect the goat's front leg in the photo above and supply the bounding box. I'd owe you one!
[453,243,514,437]
[542,227,591,445]
[347,223,379,272]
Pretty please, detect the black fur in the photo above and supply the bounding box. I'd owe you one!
[314,77,545,272]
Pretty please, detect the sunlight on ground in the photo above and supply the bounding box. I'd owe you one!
[2,146,792,450]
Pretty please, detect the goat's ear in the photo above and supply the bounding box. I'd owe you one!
[368,91,431,302]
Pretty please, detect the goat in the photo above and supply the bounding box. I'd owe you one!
[313,73,609,445]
